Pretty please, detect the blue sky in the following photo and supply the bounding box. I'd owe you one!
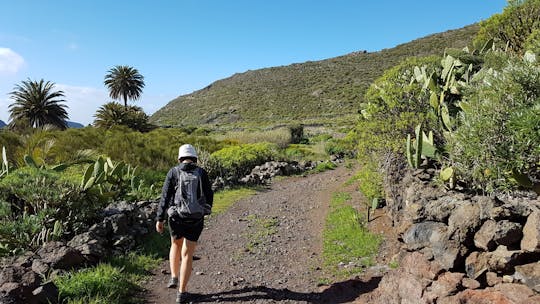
[0,0,507,125]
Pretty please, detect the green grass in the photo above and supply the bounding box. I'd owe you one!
[54,262,142,304]
[312,161,337,173]
[212,187,258,215]
[322,192,381,279]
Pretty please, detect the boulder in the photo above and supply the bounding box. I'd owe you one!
[465,246,524,279]
[423,271,464,303]
[0,266,41,303]
[521,210,540,252]
[492,283,535,303]
[474,220,497,251]
[31,282,59,304]
[37,241,85,270]
[440,289,515,304]
[448,202,481,244]
[461,277,481,289]
[474,220,523,251]
[514,262,540,292]
[67,232,109,263]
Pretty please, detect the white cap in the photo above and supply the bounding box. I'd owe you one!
[178,144,198,159]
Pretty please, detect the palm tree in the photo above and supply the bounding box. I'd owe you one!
[8,79,69,130]
[93,102,126,129]
[94,102,154,132]
[104,65,145,107]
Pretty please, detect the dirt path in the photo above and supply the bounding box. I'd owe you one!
[143,166,388,304]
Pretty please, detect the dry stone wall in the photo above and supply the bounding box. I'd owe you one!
[367,169,540,303]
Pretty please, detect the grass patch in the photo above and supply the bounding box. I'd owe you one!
[55,232,168,304]
[54,262,141,304]
[312,161,337,173]
[243,214,279,253]
[212,187,258,215]
[322,192,381,279]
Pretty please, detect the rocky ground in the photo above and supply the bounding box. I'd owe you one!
[143,166,397,304]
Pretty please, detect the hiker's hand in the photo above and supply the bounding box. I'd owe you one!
[156,221,164,234]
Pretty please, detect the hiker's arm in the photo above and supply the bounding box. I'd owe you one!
[201,169,214,208]
[156,168,176,222]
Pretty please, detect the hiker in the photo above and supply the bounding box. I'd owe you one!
[155,144,213,304]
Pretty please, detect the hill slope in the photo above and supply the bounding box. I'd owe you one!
[0,120,5,128]
[151,25,478,128]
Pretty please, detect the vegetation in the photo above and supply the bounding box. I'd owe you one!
[104,65,145,107]
[322,192,380,278]
[150,26,479,128]
[353,0,540,198]
[474,0,540,55]
[8,79,69,130]
[93,102,154,132]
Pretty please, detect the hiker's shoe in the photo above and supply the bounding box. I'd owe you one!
[167,277,178,288]
[175,291,193,304]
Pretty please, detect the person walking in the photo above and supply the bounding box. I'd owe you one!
[155,144,213,304]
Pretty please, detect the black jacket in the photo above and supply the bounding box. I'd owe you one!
[156,162,214,221]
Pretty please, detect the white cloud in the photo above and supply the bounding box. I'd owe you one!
[0,48,25,75]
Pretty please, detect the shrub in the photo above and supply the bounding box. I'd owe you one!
[0,167,103,255]
[357,56,441,159]
[356,161,384,201]
[211,143,278,179]
[283,144,316,161]
[474,0,540,55]
[447,53,540,192]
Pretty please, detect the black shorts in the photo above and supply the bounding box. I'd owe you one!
[168,216,204,242]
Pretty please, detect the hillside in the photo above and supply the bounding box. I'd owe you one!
[150,25,478,128]
[0,120,5,128]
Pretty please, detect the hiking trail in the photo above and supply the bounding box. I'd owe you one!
[143,166,397,304]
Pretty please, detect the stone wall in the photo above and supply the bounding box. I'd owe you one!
[367,169,540,303]
[0,200,158,304]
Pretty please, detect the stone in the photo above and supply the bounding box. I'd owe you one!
[37,241,85,270]
[461,277,481,289]
[493,220,523,248]
[448,202,482,244]
[520,295,540,304]
[490,200,535,221]
[465,246,524,279]
[31,259,50,276]
[444,289,515,304]
[514,262,540,292]
[403,221,448,250]
[492,283,534,303]
[68,232,109,263]
[521,210,540,252]
[32,282,59,304]
[423,272,464,303]
[486,272,502,287]
[474,220,497,251]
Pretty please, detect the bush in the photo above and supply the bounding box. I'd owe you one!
[474,0,540,55]
[211,143,278,179]
[447,53,540,192]
[283,144,316,161]
[0,167,103,255]
[356,161,384,201]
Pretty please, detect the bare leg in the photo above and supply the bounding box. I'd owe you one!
[179,238,197,293]
[170,237,182,278]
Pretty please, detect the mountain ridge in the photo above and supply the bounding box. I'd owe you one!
[150,24,479,128]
